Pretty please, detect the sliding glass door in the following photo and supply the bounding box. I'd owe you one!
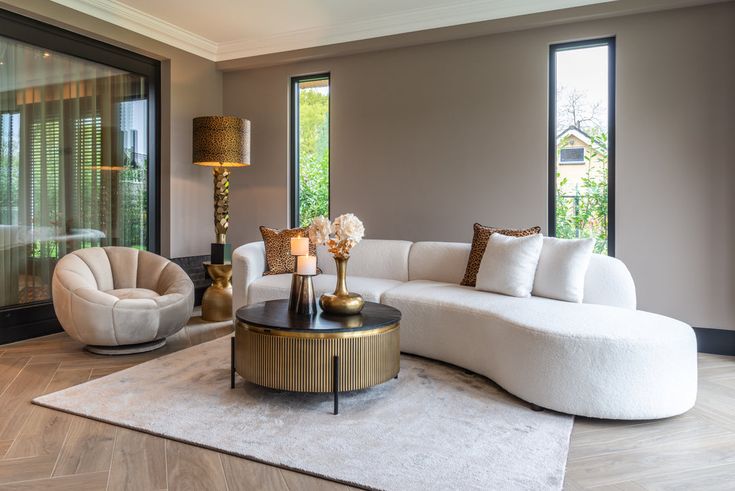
[0,10,159,340]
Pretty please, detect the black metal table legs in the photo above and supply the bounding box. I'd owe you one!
[230,337,235,389]
[333,355,339,415]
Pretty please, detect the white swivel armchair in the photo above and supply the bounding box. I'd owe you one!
[52,247,194,354]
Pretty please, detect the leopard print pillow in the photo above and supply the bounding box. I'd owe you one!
[460,223,542,287]
[260,226,320,275]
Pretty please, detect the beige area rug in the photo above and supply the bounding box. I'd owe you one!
[34,336,573,490]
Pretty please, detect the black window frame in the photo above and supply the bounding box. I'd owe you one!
[548,37,616,256]
[0,8,161,344]
[289,73,331,228]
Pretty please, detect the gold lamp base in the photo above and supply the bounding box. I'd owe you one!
[202,262,233,322]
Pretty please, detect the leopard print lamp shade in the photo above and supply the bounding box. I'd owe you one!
[192,116,251,167]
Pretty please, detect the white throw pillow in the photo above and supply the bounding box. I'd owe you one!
[475,233,543,298]
[532,237,595,303]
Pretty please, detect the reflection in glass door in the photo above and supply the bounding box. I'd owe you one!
[0,34,152,309]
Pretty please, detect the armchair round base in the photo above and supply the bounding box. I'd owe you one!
[85,338,166,356]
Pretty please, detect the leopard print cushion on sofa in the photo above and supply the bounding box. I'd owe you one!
[260,226,320,275]
[460,223,542,287]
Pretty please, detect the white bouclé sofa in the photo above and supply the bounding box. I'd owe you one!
[232,239,697,420]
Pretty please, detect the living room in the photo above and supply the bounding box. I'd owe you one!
[0,0,733,489]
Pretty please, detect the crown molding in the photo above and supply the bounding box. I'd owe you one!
[50,0,218,60]
[216,0,613,61]
[49,0,619,62]
[46,0,729,63]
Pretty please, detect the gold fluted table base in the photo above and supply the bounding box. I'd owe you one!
[232,299,402,414]
[234,321,400,394]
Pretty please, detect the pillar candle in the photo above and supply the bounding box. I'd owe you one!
[290,236,309,256]
[296,255,317,275]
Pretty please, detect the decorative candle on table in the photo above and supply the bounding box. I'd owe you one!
[288,237,312,314]
[296,255,317,276]
[290,236,309,256]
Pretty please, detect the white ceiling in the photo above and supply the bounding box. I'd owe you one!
[51,0,618,62]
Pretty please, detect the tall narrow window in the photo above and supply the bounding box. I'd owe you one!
[0,10,159,334]
[291,74,330,227]
[549,38,615,255]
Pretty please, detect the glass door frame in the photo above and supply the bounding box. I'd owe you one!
[0,8,161,343]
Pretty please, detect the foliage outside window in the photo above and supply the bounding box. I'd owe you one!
[292,76,329,227]
[556,131,608,254]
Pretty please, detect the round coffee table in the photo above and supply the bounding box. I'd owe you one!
[232,299,401,414]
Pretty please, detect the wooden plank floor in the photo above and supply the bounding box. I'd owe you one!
[0,316,733,490]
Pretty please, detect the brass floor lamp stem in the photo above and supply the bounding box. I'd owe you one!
[213,167,230,244]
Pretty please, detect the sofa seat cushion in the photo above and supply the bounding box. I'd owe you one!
[106,288,159,301]
[382,280,697,419]
[247,274,404,305]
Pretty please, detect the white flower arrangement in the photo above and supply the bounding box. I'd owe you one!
[308,215,332,245]
[308,213,365,258]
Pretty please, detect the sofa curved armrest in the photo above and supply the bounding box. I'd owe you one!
[232,241,266,318]
[584,254,637,310]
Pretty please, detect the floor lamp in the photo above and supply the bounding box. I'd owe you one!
[193,116,250,321]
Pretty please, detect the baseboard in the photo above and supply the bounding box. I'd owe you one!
[693,327,735,356]
[0,318,62,345]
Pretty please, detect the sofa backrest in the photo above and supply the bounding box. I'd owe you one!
[59,246,182,294]
[408,240,637,309]
[317,239,412,281]
[408,241,470,284]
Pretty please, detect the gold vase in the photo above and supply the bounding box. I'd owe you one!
[319,256,365,315]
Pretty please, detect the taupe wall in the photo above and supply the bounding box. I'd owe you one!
[223,3,735,330]
[0,0,222,259]
[2,1,733,330]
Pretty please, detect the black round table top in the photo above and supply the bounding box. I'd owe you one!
[236,299,401,333]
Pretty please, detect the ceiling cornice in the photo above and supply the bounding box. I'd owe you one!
[50,0,618,62]
[50,0,218,60]
[215,0,614,61]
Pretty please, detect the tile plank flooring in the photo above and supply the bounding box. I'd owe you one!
[0,314,732,490]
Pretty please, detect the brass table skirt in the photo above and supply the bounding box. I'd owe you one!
[233,320,400,393]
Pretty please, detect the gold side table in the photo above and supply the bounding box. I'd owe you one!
[202,262,232,322]
[232,299,401,415]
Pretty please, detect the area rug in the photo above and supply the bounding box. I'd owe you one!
[33,336,573,490]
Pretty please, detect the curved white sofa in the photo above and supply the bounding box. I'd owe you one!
[52,247,194,354]
[233,239,697,419]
